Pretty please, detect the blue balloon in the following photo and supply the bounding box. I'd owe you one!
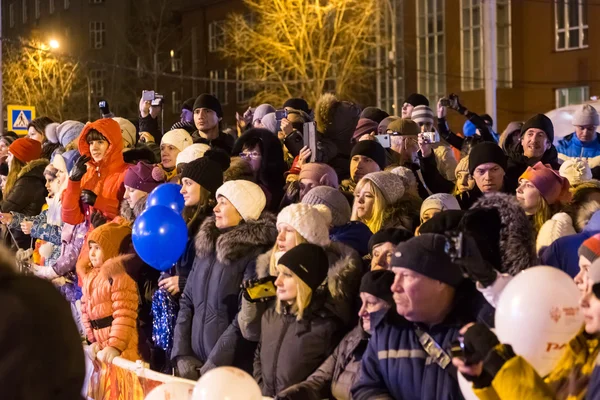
[147,183,185,214]
[133,205,187,271]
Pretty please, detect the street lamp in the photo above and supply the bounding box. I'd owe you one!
[49,39,60,49]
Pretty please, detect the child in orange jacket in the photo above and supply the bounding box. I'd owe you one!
[77,221,140,363]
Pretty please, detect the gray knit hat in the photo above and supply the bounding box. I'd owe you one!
[302,186,351,227]
[572,104,600,127]
[361,171,405,204]
[57,120,85,148]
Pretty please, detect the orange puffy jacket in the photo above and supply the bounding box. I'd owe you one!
[61,118,129,226]
[78,254,140,361]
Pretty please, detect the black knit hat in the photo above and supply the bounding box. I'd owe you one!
[278,243,329,291]
[360,107,390,124]
[391,234,464,287]
[182,97,196,112]
[351,140,387,171]
[405,93,430,107]
[481,114,494,126]
[368,228,413,254]
[180,149,230,193]
[283,98,311,115]
[193,94,223,118]
[419,210,466,235]
[521,113,554,143]
[468,142,508,175]
[359,270,395,304]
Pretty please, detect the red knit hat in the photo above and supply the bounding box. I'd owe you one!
[579,233,600,263]
[9,138,42,163]
[519,162,572,205]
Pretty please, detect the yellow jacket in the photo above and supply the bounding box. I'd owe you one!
[475,328,599,400]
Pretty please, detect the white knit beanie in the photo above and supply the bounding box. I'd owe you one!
[455,156,469,176]
[176,143,211,167]
[390,166,419,195]
[277,203,332,247]
[536,212,576,254]
[559,158,592,186]
[216,180,266,221]
[572,104,600,127]
[161,129,193,152]
[362,171,405,204]
[113,117,137,148]
[420,193,461,220]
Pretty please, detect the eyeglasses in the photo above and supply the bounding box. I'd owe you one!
[240,151,261,160]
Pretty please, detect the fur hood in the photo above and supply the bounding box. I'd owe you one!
[575,200,600,232]
[17,158,49,180]
[119,196,147,223]
[195,213,278,265]
[315,93,360,156]
[382,194,422,232]
[470,193,535,275]
[255,240,363,300]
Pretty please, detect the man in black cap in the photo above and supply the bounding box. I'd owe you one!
[505,113,560,188]
[401,93,429,118]
[340,140,387,195]
[352,234,487,400]
[469,141,510,194]
[191,93,234,154]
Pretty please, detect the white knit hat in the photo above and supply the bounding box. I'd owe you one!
[572,104,600,127]
[161,129,193,152]
[535,212,576,254]
[45,122,60,144]
[277,203,332,247]
[559,158,592,186]
[176,143,211,167]
[420,193,461,220]
[216,180,266,221]
[455,156,469,176]
[362,171,405,204]
[112,117,137,149]
[390,166,418,196]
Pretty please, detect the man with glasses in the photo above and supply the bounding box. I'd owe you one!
[556,104,600,161]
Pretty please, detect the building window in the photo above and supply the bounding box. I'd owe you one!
[460,0,512,91]
[22,0,27,24]
[35,0,40,18]
[64,0,69,9]
[172,91,181,114]
[416,0,445,102]
[556,0,588,51]
[208,20,225,53]
[170,50,182,73]
[236,68,256,104]
[89,21,105,49]
[556,86,589,108]
[90,69,106,98]
[9,3,15,28]
[49,0,54,14]
[209,70,228,105]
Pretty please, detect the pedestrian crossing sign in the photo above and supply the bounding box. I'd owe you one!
[7,105,36,134]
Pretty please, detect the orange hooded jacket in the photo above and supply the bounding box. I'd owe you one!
[61,118,129,225]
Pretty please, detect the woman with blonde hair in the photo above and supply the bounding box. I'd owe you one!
[352,171,417,232]
[254,243,344,397]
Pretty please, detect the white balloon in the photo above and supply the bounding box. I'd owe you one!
[495,266,582,376]
[145,382,195,400]
[457,372,480,400]
[192,367,262,400]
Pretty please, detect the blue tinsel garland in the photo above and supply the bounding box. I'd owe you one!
[151,287,179,351]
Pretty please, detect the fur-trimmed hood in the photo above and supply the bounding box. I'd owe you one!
[382,194,422,232]
[255,240,363,300]
[469,193,535,275]
[195,213,278,265]
[17,158,49,180]
[576,200,600,232]
[119,196,147,223]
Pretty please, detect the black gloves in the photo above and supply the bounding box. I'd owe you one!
[80,189,97,206]
[454,233,498,288]
[462,323,515,383]
[70,155,91,181]
[90,210,107,229]
[448,93,467,114]
[241,276,277,303]
[175,356,203,380]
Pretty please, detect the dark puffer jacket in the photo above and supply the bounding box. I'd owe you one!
[254,297,345,397]
[278,324,368,400]
[191,130,235,154]
[1,158,49,249]
[171,214,277,374]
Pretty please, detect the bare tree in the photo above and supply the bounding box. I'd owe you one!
[3,40,83,121]
[222,0,378,107]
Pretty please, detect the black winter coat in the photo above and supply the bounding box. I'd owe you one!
[171,214,277,374]
[505,143,560,192]
[255,301,345,397]
[191,130,235,154]
[1,159,49,249]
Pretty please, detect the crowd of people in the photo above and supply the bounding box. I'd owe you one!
[5,90,600,399]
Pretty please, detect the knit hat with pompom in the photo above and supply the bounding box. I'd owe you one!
[277,203,332,247]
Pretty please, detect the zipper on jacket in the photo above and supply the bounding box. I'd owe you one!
[198,257,216,359]
[271,317,291,394]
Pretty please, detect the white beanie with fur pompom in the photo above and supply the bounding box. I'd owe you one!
[277,203,332,247]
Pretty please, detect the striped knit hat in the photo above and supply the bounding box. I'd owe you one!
[579,233,600,263]
[411,105,435,126]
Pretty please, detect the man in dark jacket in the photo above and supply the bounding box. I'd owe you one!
[0,247,85,399]
[352,234,488,400]
[505,113,560,190]
[190,94,234,154]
